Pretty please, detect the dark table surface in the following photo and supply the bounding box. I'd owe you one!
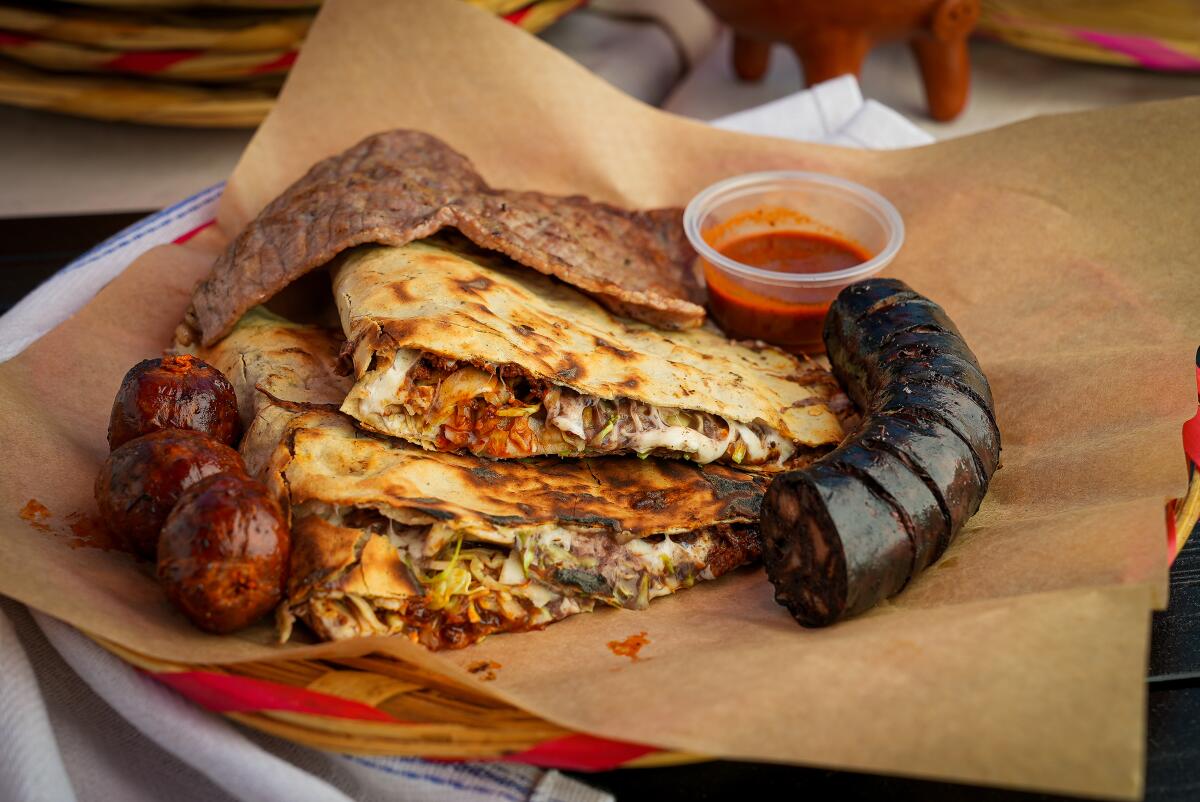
[4,212,1197,802]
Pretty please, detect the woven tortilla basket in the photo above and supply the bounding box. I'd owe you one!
[979,0,1200,71]
[91,632,700,770]
[0,0,585,127]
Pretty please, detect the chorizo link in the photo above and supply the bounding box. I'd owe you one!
[761,278,999,626]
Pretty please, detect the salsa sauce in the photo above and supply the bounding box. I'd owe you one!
[705,230,871,354]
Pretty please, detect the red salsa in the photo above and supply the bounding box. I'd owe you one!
[705,230,871,354]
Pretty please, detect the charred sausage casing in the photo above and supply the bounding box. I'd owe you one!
[761,278,1000,626]
[108,355,241,450]
[94,429,246,559]
[157,472,289,634]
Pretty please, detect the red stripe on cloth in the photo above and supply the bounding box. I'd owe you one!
[151,667,659,767]
[503,5,534,24]
[172,219,215,244]
[1183,364,1200,466]
[149,670,398,723]
[1167,499,1179,564]
[251,50,298,75]
[103,50,196,74]
[0,32,33,46]
[499,733,660,771]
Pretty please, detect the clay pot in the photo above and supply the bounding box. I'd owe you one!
[700,0,980,121]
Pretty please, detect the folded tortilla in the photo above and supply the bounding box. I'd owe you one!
[270,410,765,649]
[200,311,770,650]
[335,238,849,471]
[189,306,351,476]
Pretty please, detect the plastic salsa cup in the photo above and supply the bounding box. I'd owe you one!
[683,171,904,355]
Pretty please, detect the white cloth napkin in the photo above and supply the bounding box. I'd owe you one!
[0,74,930,802]
[0,599,602,802]
[710,74,933,149]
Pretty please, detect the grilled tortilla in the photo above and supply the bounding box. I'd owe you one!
[336,239,848,471]
[271,411,766,649]
[186,129,703,346]
[200,311,770,650]
[189,306,351,476]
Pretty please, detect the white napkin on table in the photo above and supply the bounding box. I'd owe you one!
[710,74,933,149]
[0,74,929,802]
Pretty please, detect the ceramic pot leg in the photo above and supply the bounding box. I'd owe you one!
[732,34,772,82]
[911,34,970,121]
[793,30,871,86]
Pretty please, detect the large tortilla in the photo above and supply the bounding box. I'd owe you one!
[199,311,769,649]
[335,239,846,466]
[187,129,704,345]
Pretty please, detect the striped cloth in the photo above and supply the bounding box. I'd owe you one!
[0,75,930,802]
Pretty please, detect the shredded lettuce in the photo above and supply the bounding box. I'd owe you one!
[419,534,468,610]
[497,403,540,418]
[592,416,616,445]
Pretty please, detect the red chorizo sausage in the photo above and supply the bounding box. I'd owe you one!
[108,355,240,450]
[157,473,289,634]
[94,429,245,559]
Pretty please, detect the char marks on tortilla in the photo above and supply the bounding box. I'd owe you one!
[190,311,772,648]
[194,310,770,540]
[188,129,704,345]
[335,240,847,465]
[273,411,769,542]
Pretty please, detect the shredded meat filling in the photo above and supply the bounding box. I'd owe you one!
[396,353,795,465]
[286,502,761,650]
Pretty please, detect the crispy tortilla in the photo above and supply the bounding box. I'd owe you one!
[336,239,847,470]
[203,311,769,649]
[270,410,766,649]
[189,306,351,476]
[187,129,703,346]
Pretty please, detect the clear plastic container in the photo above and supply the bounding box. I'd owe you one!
[683,171,904,354]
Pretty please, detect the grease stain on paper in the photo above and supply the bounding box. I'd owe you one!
[607,631,649,662]
[19,499,120,551]
[19,499,52,532]
[467,660,502,681]
[65,510,121,551]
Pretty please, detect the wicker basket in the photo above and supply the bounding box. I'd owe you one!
[0,37,298,82]
[0,5,313,52]
[93,633,700,769]
[0,0,585,126]
[979,0,1200,71]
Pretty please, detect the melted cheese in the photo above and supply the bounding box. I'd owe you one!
[343,347,422,426]
[546,392,588,441]
[624,426,733,463]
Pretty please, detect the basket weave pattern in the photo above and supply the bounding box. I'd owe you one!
[95,635,696,768]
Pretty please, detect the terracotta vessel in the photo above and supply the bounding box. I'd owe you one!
[700,0,980,121]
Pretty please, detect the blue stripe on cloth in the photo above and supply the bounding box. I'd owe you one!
[61,183,224,275]
[339,755,529,802]
[447,762,544,797]
[427,761,577,802]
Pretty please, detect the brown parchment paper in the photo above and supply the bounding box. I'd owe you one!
[2,1,1198,798]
